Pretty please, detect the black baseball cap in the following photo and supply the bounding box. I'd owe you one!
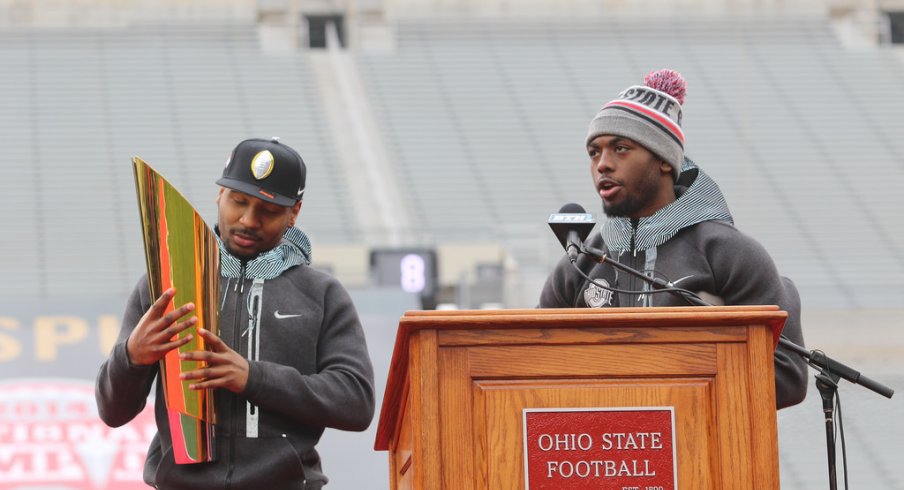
[216,137,306,207]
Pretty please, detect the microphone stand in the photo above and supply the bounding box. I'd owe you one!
[580,244,894,490]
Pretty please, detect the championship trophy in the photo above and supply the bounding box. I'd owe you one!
[133,156,219,464]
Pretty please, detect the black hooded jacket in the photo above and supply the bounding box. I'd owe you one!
[540,160,808,409]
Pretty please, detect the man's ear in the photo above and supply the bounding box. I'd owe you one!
[659,159,673,176]
[289,200,302,228]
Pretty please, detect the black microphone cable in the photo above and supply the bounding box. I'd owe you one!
[567,257,708,303]
[568,245,712,305]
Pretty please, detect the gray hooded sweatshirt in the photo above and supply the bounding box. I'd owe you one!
[96,227,375,489]
[539,159,808,409]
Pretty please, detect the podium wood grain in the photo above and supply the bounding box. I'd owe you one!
[375,307,785,490]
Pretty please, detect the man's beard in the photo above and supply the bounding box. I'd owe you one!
[600,163,663,218]
[602,197,640,218]
[218,224,264,260]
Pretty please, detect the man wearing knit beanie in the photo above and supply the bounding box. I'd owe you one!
[587,69,687,183]
[586,69,687,218]
[540,70,809,410]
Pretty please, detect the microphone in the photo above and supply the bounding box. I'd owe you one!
[548,203,595,263]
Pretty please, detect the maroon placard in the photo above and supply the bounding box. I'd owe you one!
[523,407,677,490]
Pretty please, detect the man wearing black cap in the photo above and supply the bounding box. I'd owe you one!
[96,138,375,489]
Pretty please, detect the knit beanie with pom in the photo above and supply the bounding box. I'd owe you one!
[585,69,688,181]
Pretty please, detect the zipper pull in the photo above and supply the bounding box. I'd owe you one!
[630,218,639,257]
[238,261,247,294]
[242,295,260,337]
[221,278,231,309]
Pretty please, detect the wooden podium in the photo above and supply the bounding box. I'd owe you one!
[374,306,787,490]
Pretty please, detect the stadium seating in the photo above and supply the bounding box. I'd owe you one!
[1,14,902,309]
[356,15,904,309]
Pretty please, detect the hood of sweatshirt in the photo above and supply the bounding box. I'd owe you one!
[600,157,734,252]
[217,226,313,279]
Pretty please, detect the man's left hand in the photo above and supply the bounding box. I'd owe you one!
[179,328,249,394]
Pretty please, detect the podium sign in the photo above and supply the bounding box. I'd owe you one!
[523,408,677,490]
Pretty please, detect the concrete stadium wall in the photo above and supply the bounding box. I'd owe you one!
[4,0,903,26]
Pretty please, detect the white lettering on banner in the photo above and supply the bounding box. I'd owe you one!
[0,422,152,444]
[0,380,155,489]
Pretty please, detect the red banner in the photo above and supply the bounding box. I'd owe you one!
[0,379,155,490]
[523,407,677,490]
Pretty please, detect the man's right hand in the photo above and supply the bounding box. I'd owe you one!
[126,288,198,366]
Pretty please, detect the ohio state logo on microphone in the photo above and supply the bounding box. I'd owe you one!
[0,379,156,489]
[583,280,613,308]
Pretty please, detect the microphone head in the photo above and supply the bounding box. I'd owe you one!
[558,202,586,214]
[548,203,596,252]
